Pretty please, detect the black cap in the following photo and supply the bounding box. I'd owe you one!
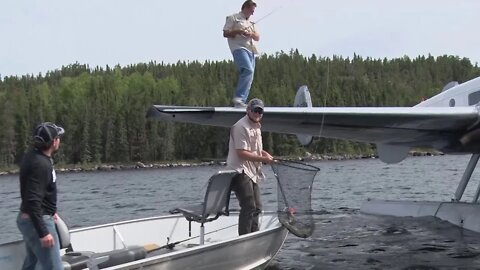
[33,122,65,149]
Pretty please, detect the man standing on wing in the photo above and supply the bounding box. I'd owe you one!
[227,98,274,235]
[17,122,65,270]
[223,0,260,108]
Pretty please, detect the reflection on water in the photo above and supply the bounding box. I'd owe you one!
[2,155,480,269]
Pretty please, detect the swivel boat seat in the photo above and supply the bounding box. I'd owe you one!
[169,170,237,245]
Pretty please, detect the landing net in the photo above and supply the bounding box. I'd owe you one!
[271,160,320,238]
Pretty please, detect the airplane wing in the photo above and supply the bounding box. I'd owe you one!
[146,105,480,163]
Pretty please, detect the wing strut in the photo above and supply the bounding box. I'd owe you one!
[454,154,480,202]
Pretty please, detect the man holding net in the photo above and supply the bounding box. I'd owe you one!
[227,98,274,235]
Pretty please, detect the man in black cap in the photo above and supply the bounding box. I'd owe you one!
[227,98,274,235]
[17,122,65,270]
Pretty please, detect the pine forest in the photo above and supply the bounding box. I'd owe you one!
[1,51,479,168]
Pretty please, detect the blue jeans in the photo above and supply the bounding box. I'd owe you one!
[16,213,63,270]
[233,48,256,103]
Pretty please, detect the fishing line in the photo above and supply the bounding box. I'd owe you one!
[252,5,283,25]
[317,58,330,139]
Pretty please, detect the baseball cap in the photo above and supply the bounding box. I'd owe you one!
[247,98,264,110]
[33,122,65,149]
[242,0,257,9]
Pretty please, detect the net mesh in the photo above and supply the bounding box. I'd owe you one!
[271,160,320,238]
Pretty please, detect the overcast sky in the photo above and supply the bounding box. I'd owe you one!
[1,0,479,77]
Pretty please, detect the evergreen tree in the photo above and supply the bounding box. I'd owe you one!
[0,53,479,167]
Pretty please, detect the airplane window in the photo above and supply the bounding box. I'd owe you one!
[449,99,455,107]
[468,91,480,105]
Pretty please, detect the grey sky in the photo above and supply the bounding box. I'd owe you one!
[1,0,479,77]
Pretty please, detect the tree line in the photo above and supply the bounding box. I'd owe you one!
[0,51,479,168]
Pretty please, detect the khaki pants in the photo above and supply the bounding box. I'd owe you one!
[230,173,262,235]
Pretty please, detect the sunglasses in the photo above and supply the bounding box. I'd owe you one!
[251,107,264,114]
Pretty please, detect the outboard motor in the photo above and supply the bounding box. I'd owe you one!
[55,215,71,250]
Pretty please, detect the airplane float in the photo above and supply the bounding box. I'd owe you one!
[147,76,480,233]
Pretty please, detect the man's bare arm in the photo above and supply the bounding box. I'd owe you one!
[248,31,260,41]
[237,149,273,164]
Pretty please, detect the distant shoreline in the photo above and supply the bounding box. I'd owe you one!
[0,151,442,176]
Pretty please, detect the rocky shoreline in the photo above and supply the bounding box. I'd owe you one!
[0,151,442,176]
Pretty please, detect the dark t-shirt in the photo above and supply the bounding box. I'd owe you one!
[19,149,57,238]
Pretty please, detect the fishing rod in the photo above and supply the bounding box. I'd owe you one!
[147,223,238,252]
[252,6,282,25]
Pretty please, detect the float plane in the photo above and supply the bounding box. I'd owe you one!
[147,76,480,233]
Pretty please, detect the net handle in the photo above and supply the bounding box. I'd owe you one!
[273,159,320,172]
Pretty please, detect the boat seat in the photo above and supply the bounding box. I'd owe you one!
[169,170,237,244]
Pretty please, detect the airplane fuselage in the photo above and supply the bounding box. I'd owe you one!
[417,76,480,154]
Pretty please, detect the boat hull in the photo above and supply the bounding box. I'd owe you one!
[0,212,287,270]
[116,225,287,270]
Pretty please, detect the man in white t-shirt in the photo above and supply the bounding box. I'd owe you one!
[223,0,260,108]
[227,98,274,235]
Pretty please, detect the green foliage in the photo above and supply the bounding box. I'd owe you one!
[0,54,478,166]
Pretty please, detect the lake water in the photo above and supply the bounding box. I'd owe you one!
[2,155,480,269]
